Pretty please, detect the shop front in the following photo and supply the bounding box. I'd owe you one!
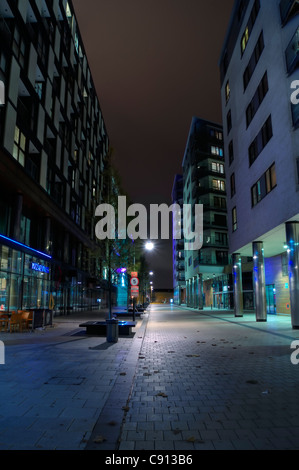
[0,235,51,313]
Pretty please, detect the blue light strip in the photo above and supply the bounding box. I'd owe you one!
[0,234,52,260]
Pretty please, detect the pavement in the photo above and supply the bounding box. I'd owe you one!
[0,304,299,453]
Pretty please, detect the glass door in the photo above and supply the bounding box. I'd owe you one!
[266,284,276,315]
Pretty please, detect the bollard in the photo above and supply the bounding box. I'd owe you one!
[106,319,119,343]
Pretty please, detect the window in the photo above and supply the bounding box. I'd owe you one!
[212,179,226,192]
[225,80,231,103]
[232,207,238,232]
[228,140,234,165]
[216,251,228,265]
[281,252,288,277]
[35,82,43,100]
[214,196,226,209]
[241,27,249,54]
[243,31,264,90]
[211,146,224,157]
[230,173,236,198]
[246,72,269,127]
[251,163,277,207]
[215,232,228,246]
[249,115,273,166]
[227,110,232,134]
[292,101,299,127]
[240,0,261,55]
[211,162,225,174]
[12,28,26,68]
[214,214,227,227]
[13,127,26,166]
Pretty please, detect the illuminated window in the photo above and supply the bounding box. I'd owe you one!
[241,27,249,53]
[13,127,26,166]
[212,179,225,191]
[211,146,224,157]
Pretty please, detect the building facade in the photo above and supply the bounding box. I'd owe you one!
[0,0,110,314]
[172,174,186,305]
[181,117,229,309]
[219,0,299,326]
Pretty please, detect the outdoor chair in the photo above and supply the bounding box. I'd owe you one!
[21,311,33,331]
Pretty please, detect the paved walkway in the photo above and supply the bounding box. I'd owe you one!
[0,305,299,451]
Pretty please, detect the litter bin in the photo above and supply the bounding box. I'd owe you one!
[106,319,119,343]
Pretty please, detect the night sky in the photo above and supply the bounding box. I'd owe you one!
[72,0,235,289]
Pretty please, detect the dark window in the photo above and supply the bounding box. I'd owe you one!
[246,72,269,127]
[243,31,264,90]
[249,115,273,166]
[251,163,277,207]
[232,207,237,232]
[227,110,232,134]
[240,0,261,55]
[230,173,236,198]
[228,140,234,165]
[216,251,229,265]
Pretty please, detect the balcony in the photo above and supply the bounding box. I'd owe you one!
[280,0,299,25]
[286,26,299,73]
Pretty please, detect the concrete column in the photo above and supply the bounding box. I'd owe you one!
[193,277,197,308]
[285,222,299,329]
[198,274,203,310]
[232,253,243,317]
[252,241,267,322]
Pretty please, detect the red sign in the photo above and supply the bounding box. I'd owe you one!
[130,277,139,286]
[131,272,138,278]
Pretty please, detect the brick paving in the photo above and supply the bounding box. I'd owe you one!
[118,305,299,451]
[0,305,299,451]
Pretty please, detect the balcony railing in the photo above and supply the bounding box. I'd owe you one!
[286,26,299,73]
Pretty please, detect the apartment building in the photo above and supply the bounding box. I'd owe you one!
[172,174,186,305]
[182,117,229,309]
[0,0,110,314]
[219,0,299,327]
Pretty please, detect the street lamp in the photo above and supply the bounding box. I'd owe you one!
[145,242,154,251]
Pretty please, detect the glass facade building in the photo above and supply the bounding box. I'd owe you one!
[0,0,111,314]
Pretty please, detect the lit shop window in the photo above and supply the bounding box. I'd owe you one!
[13,127,26,166]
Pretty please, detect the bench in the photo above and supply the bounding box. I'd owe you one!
[79,320,136,336]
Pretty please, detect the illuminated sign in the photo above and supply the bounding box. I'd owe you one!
[30,263,49,274]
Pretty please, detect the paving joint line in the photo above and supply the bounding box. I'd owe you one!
[85,312,150,450]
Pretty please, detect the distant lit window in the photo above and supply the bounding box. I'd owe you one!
[13,126,26,166]
[241,27,249,53]
[212,179,225,192]
[240,0,260,55]
[211,146,224,157]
